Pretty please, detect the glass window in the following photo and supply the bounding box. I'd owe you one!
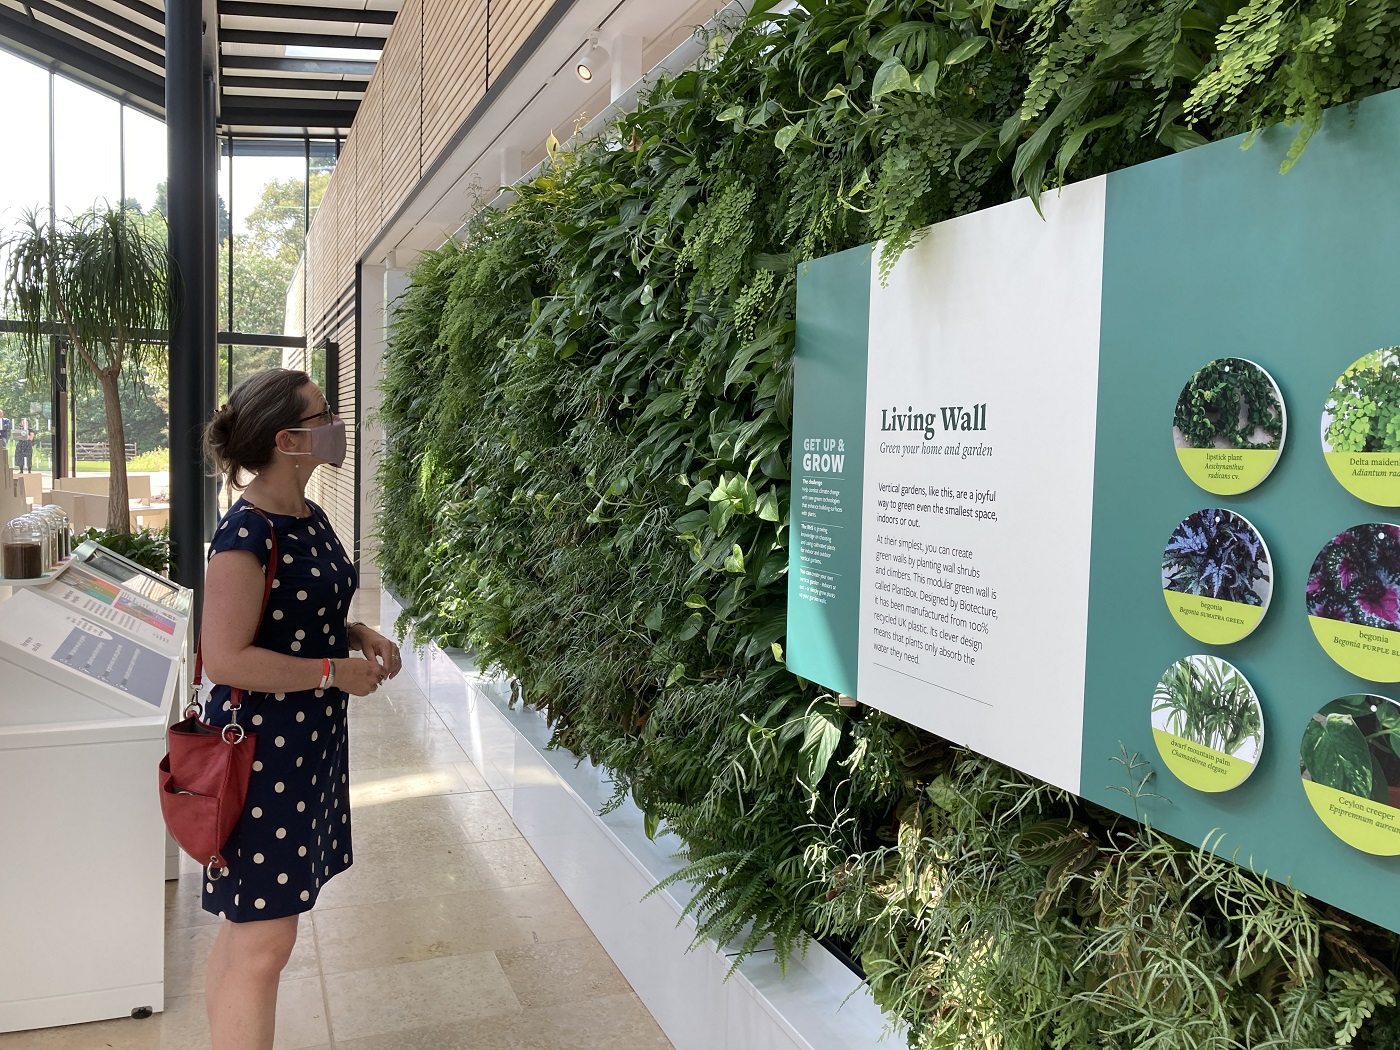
[219,138,232,334]
[0,50,50,226]
[122,107,166,218]
[53,74,120,217]
[229,139,307,336]
[308,140,337,227]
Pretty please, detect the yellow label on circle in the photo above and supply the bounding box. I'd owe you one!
[1323,451,1400,506]
[1307,616,1400,681]
[1302,780,1400,855]
[1176,448,1281,495]
[1164,591,1266,645]
[1152,728,1256,792]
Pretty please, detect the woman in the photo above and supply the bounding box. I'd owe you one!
[200,368,400,1050]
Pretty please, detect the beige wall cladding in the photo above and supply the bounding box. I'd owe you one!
[489,0,552,74]
[422,0,488,171]
[350,75,384,260]
[307,285,359,557]
[381,0,423,208]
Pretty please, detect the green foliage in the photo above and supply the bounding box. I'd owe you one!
[1153,655,1262,756]
[378,2,1400,1045]
[1324,347,1400,453]
[1174,358,1284,450]
[77,524,170,575]
[1301,695,1400,805]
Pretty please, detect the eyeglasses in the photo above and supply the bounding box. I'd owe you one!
[297,406,334,426]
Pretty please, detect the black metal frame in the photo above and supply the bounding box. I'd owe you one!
[218,2,396,24]
[0,11,162,110]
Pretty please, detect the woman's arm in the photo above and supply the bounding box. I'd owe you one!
[201,548,326,692]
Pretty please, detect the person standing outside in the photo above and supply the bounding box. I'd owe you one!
[199,368,400,1050]
[14,418,34,473]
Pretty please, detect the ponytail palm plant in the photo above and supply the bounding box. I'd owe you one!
[2,206,176,533]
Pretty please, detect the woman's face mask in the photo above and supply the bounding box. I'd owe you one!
[283,413,347,468]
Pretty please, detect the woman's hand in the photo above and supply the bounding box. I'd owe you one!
[349,623,403,679]
[335,656,389,696]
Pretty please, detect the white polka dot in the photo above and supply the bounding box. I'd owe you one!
[323,624,330,634]
[206,881,214,892]
[238,527,249,538]
[251,714,263,726]
[253,852,264,863]
[343,854,349,863]
[276,828,287,839]
[337,601,343,610]
[234,894,240,905]
[332,839,337,849]
[296,757,304,767]
[298,846,307,857]
[222,700,232,712]
[311,731,318,742]
[300,890,310,901]
[275,735,286,747]
[282,554,293,564]
[325,706,332,716]
[296,711,305,722]
[274,781,285,793]
[314,688,325,698]
[308,527,316,536]
[219,911,226,919]
[251,807,263,818]
[315,878,321,888]
[329,636,336,645]
[291,641,302,652]
[324,866,330,876]
[297,801,306,812]
[311,775,318,785]
[317,607,326,616]
[275,692,286,701]
[297,590,308,601]
[254,898,266,909]
[265,538,273,550]
[272,579,281,588]
[341,813,348,824]
[311,567,321,577]
[289,534,298,540]
[334,584,339,594]
[277,873,289,885]
[295,629,306,640]
[220,522,228,530]
[272,609,284,620]
[252,759,263,771]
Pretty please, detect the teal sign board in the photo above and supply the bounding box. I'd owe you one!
[790,88,1400,933]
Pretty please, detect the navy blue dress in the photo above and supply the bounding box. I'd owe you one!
[201,497,358,922]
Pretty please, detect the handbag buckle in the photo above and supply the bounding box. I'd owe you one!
[221,722,246,744]
[205,858,229,882]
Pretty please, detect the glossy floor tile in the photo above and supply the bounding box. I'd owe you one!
[0,592,671,1050]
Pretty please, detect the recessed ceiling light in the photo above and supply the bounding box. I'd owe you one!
[286,45,382,61]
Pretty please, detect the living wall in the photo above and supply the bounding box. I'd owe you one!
[378,2,1400,1046]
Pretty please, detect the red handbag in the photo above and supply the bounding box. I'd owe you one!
[158,509,276,878]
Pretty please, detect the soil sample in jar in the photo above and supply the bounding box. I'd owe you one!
[3,515,45,579]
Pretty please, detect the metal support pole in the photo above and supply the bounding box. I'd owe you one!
[166,0,207,614]
[202,72,219,533]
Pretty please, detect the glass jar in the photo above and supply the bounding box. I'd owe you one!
[2,515,45,580]
[37,505,71,561]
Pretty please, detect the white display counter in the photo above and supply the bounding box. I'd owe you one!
[0,543,190,1033]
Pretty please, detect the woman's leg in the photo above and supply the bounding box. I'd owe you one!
[205,913,299,1050]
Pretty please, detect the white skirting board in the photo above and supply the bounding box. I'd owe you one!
[382,592,903,1050]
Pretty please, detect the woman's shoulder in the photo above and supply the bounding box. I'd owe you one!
[210,501,275,558]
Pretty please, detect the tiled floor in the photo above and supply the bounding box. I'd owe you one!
[0,590,673,1050]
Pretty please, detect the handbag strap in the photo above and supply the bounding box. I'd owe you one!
[191,505,279,715]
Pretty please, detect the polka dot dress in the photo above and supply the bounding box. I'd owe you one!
[201,498,359,922]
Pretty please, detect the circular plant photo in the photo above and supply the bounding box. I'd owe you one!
[1173,357,1286,495]
[1161,509,1272,645]
[1152,655,1263,792]
[1321,347,1400,506]
[1301,694,1400,855]
[1306,523,1400,681]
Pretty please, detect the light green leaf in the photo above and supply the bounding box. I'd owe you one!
[775,124,801,153]
[945,37,989,66]
[716,104,744,123]
[665,662,687,686]
[871,57,913,99]
[724,543,746,574]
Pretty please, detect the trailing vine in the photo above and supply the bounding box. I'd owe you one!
[378,2,1400,1045]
